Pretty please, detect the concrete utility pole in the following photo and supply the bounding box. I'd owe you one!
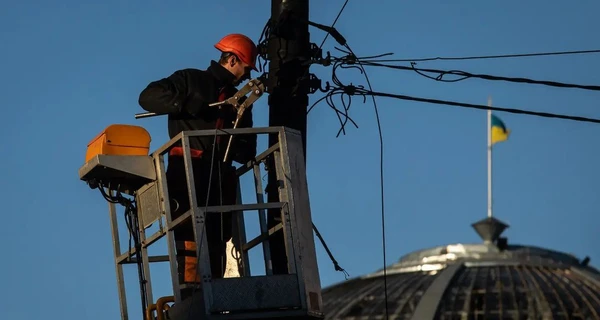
[266,0,311,275]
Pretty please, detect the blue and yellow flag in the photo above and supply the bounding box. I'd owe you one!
[491,114,510,145]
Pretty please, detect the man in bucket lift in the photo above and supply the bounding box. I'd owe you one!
[137,33,258,300]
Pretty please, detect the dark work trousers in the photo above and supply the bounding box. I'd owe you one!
[165,154,237,300]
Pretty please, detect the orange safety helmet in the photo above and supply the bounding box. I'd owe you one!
[214,34,258,71]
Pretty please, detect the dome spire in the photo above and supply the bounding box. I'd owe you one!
[471,216,509,244]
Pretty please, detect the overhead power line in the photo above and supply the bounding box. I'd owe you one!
[306,15,600,319]
[309,81,600,127]
[317,0,349,49]
[357,61,600,92]
[309,55,600,127]
[306,23,600,320]
[365,49,600,63]
[311,51,600,133]
[356,88,600,124]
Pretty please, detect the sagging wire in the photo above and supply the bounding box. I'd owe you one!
[307,85,361,137]
[309,43,391,319]
[307,50,365,137]
[306,48,394,137]
[98,185,148,320]
[339,42,390,320]
[255,18,273,75]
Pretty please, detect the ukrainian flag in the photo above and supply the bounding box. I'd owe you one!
[491,114,510,145]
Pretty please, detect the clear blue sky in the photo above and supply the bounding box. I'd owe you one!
[1,1,599,319]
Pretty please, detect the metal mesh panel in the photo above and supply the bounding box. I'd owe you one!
[322,271,438,319]
[137,182,161,229]
[210,274,302,312]
[435,265,600,320]
[322,266,600,320]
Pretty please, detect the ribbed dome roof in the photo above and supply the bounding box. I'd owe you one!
[322,218,600,319]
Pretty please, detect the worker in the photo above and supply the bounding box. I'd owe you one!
[137,33,258,300]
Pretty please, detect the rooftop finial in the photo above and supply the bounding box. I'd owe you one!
[472,216,509,244]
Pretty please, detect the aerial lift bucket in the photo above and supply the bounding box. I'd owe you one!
[79,124,325,320]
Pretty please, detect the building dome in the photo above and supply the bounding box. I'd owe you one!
[322,217,600,319]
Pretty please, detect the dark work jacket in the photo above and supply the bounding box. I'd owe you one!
[138,61,256,165]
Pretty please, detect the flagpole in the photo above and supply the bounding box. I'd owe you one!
[487,97,493,218]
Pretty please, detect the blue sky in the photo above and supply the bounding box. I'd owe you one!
[1,0,599,319]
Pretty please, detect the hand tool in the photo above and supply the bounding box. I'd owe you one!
[134,78,266,163]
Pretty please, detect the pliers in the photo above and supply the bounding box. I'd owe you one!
[214,79,266,162]
[209,78,265,110]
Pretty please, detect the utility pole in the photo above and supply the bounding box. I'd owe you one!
[266,0,311,275]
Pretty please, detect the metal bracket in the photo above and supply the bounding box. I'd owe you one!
[309,43,323,62]
[304,43,331,67]
[303,73,328,95]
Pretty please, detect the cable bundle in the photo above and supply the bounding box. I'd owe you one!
[98,185,148,319]
[310,50,600,125]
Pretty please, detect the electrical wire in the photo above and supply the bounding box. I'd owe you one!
[355,60,600,92]
[255,19,273,74]
[260,14,600,320]
[307,86,360,137]
[313,222,350,279]
[317,0,349,49]
[306,49,395,318]
[313,51,600,125]
[308,44,600,319]
[98,186,148,320]
[318,43,389,319]
[357,89,600,124]
[313,72,600,124]
[354,48,390,320]
[290,0,349,97]
[293,0,354,278]
[364,48,600,63]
